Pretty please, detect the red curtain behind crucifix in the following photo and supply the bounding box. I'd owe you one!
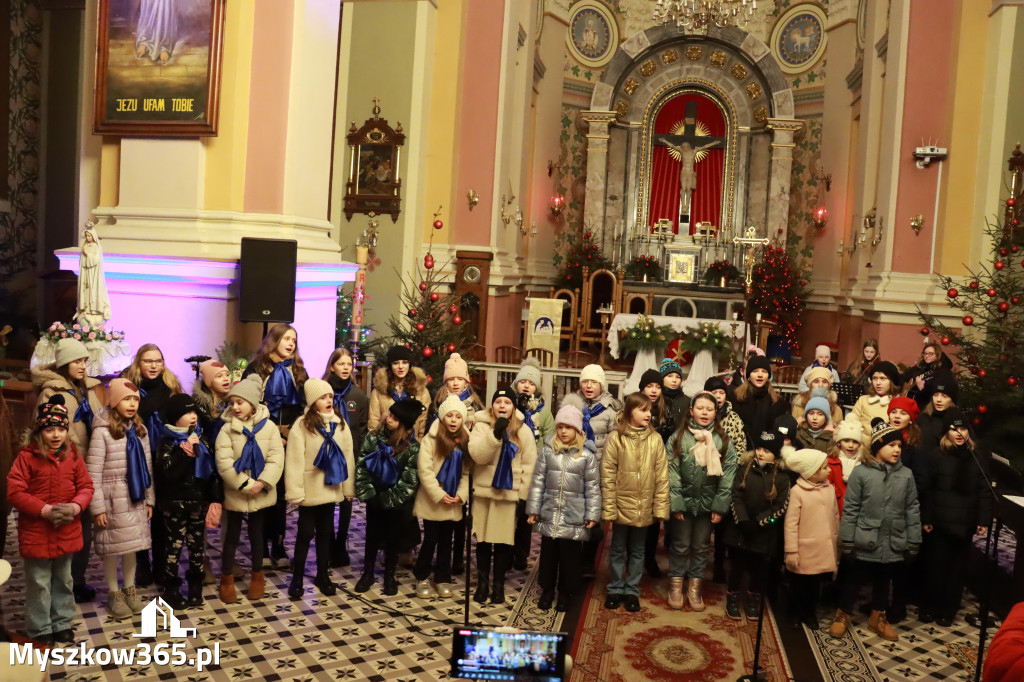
[647,92,726,235]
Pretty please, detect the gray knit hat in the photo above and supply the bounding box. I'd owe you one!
[228,374,263,409]
[514,357,542,390]
[54,338,89,368]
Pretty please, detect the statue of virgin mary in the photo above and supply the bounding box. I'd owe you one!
[76,227,112,327]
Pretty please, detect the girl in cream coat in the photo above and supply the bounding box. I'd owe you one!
[285,380,355,599]
[413,395,471,598]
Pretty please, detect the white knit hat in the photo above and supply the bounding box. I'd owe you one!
[437,394,468,422]
[303,378,333,407]
[514,357,542,390]
[833,420,863,445]
[784,448,828,481]
[580,364,606,388]
[55,338,89,368]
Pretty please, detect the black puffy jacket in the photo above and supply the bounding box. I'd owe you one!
[924,443,992,539]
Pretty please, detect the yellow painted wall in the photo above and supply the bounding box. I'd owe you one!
[1003,10,1024,157]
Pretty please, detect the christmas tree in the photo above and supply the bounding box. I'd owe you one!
[747,240,809,354]
[920,163,1024,465]
[554,229,612,288]
[335,284,381,360]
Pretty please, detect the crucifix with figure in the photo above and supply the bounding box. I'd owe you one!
[653,101,726,220]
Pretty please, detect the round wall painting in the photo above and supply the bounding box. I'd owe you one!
[566,0,618,69]
[770,4,827,75]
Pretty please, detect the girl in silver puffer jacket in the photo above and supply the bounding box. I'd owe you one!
[526,405,601,612]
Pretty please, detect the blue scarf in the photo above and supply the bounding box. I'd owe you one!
[581,402,606,442]
[522,398,545,435]
[436,446,463,497]
[264,359,300,420]
[457,387,472,402]
[125,425,152,504]
[364,438,399,487]
[333,380,353,425]
[392,387,408,402]
[68,388,94,434]
[159,423,214,480]
[314,421,349,486]
[234,417,269,481]
[491,438,518,490]
[136,387,164,454]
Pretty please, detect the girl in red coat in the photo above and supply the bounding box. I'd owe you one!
[7,395,94,644]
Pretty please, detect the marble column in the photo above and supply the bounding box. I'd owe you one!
[581,111,616,258]
[765,118,803,240]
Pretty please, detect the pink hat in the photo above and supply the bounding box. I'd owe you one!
[444,353,470,382]
[554,404,584,434]
[107,378,140,408]
[200,359,230,387]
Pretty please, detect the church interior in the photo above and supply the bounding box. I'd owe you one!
[1,0,1023,680]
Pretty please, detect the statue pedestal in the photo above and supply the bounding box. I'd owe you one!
[55,249,358,381]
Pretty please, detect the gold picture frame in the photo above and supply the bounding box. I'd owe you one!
[666,252,699,283]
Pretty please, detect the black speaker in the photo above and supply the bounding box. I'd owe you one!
[239,237,297,323]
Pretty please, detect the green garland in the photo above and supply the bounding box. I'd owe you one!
[679,321,733,354]
[619,314,676,353]
[702,259,741,285]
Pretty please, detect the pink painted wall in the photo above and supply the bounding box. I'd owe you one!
[243,0,295,214]
[450,0,503,246]
[890,0,956,274]
[485,292,526,355]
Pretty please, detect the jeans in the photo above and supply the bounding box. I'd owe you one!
[669,514,713,578]
[608,523,647,597]
[24,555,75,638]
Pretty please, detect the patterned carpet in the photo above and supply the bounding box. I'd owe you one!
[0,505,563,681]
[569,540,792,682]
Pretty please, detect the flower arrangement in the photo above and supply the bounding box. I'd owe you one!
[42,321,125,344]
[619,314,677,353]
[625,254,662,282]
[702,260,741,285]
[679,321,733,355]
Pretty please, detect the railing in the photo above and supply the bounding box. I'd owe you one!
[472,362,630,409]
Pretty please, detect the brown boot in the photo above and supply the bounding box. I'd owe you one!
[868,610,898,641]
[828,609,850,638]
[667,577,685,610]
[247,570,265,600]
[219,575,238,603]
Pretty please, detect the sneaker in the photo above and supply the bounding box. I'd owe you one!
[107,590,132,620]
[538,591,554,611]
[73,584,96,603]
[604,594,622,610]
[726,592,743,620]
[415,579,435,599]
[122,585,143,614]
[53,628,75,643]
[436,582,454,598]
[744,592,762,619]
[623,595,641,612]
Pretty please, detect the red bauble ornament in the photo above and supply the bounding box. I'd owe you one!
[430,292,440,302]
[452,315,462,325]
[1010,376,1019,386]
[995,261,1006,270]
[424,254,434,269]
[940,336,951,345]
[947,288,958,298]
[1008,197,1017,207]
[584,232,592,240]
[963,315,974,326]
[969,281,979,289]
[973,417,982,427]
[1013,296,1021,305]
[987,288,997,297]
[446,343,456,353]
[415,322,425,331]
[449,304,458,315]
[999,301,1010,313]
[919,327,930,336]
[978,369,987,378]
[1013,245,1020,253]
[1001,248,1008,256]
[978,404,988,414]
[408,308,418,318]
[433,219,443,230]
[419,282,428,292]
[422,346,434,358]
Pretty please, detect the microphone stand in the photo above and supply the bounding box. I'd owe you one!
[964,443,1001,682]
[464,465,474,626]
[737,558,773,682]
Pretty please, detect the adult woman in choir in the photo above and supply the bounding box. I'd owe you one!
[900,342,953,410]
[842,339,881,390]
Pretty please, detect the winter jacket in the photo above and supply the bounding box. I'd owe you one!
[796,426,833,454]
[797,363,841,392]
[784,477,839,575]
[526,436,601,541]
[915,408,949,451]
[561,391,622,456]
[285,412,356,506]
[368,366,431,439]
[242,363,305,428]
[900,355,953,410]
[719,401,748,454]
[215,404,285,513]
[7,443,94,559]
[32,367,104,454]
[899,441,930,510]
[87,408,155,556]
[413,421,470,522]
[601,426,670,527]
[355,431,419,510]
[826,456,848,515]
[467,411,538,502]
[850,394,893,437]
[839,459,922,563]
[192,380,229,447]
[984,601,1024,682]
[154,426,218,506]
[723,459,790,556]
[732,387,787,449]
[790,390,844,426]
[667,426,738,517]
[137,375,174,421]
[660,388,690,440]
[521,400,555,451]
[924,443,992,538]
[327,374,370,451]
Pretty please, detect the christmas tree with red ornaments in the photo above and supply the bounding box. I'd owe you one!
[920,148,1024,465]
[555,229,612,288]
[747,239,809,354]
[382,211,467,391]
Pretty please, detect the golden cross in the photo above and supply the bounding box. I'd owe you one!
[372,97,381,118]
[733,226,770,290]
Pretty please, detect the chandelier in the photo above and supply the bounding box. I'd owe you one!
[653,0,757,32]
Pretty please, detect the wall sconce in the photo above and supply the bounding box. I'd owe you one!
[549,192,565,217]
[466,189,479,211]
[513,206,524,233]
[547,159,561,177]
[858,207,883,246]
[499,181,516,227]
[522,221,537,238]
[811,163,831,231]
[871,215,884,246]
[910,214,925,235]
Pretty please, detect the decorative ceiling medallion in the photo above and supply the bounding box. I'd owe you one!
[615,99,630,118]
[709,50,728,67]
[770,4,828,75]
[685,45,703,61]
[662,49,678,64]
[856,0,868,50]
[746,82,763,100]
[753,105,768,123]
[566,0,619,69]
[640,59,657,77]
[730,63,747,80]
[623,77,639,96]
